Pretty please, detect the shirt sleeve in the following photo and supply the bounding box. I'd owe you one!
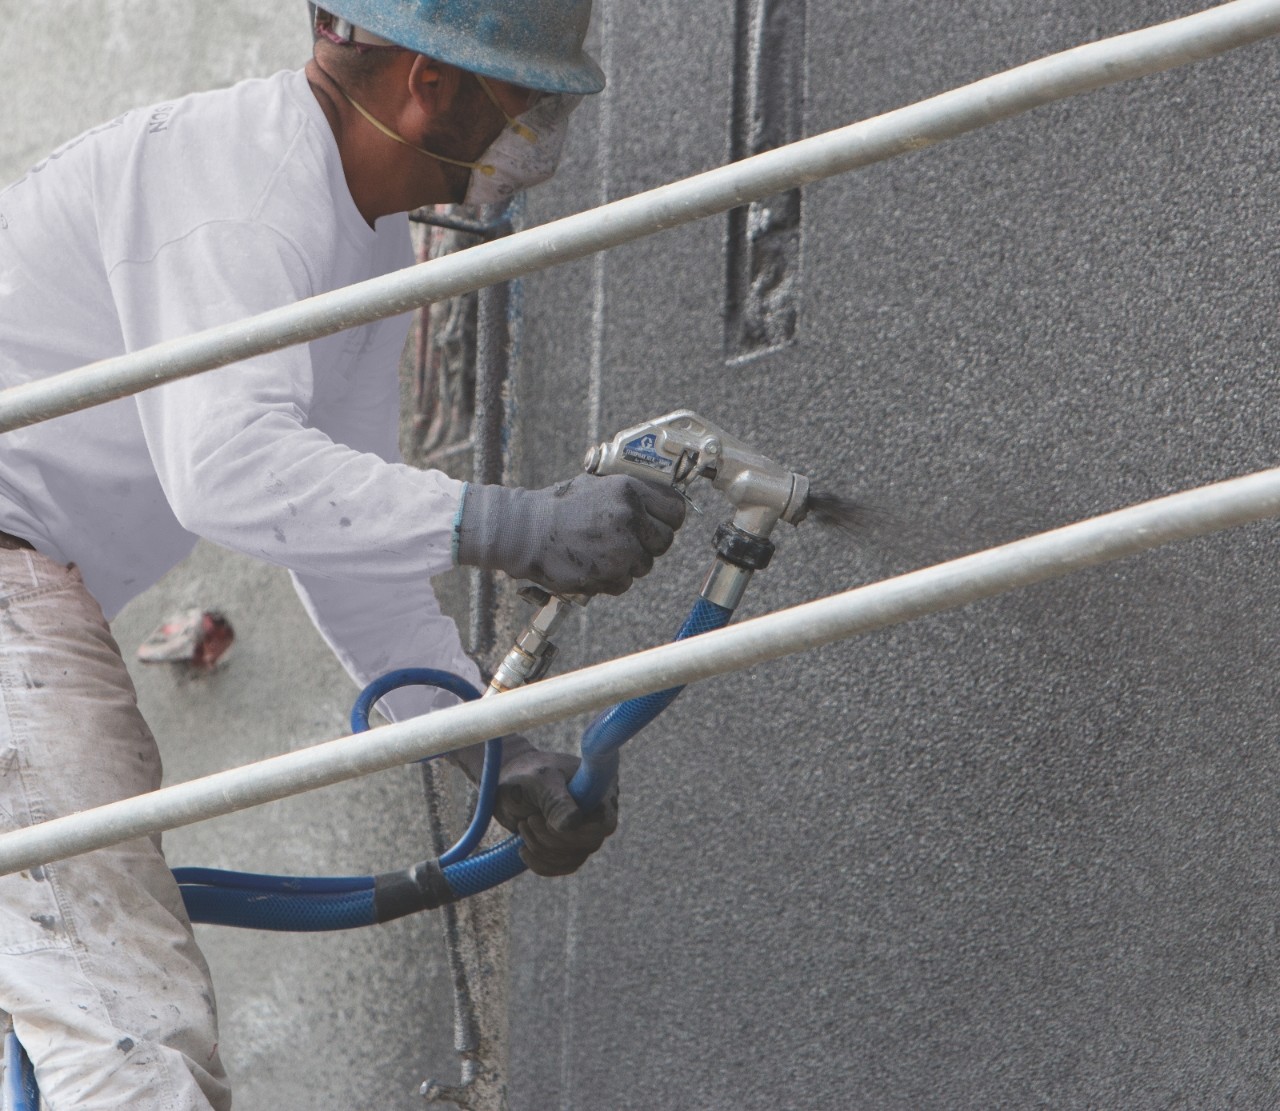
[109,218,462,584]
[291,303,485,721]
[291,568,483,723]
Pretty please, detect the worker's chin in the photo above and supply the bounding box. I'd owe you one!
[445,160,481,206]
[412,164,469,208]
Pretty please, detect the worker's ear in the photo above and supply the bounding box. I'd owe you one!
[406,55,464,123]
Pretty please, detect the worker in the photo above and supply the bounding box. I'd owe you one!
[0,3,684,1107]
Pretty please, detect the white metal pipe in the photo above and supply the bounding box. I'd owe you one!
[1,464,1278,876]
[1,0,1278,433]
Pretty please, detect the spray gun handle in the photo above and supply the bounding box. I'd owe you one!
[584,409,810,535]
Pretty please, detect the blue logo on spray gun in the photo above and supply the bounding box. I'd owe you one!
[621,434,673,473]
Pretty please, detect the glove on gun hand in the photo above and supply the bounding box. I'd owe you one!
[455,474,686,597]
[451,736,619,878]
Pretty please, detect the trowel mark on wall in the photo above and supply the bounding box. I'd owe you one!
[726,0,808,361]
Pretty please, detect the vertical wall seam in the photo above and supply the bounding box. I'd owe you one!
[725,0,809,362]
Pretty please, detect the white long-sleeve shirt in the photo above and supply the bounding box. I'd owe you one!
[0,68,481,716]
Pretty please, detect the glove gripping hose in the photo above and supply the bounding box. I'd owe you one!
[442,595,734,897]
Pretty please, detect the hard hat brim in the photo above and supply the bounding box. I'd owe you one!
[316,2,607,96]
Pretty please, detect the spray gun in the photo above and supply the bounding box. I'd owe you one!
[172,412,855,1111]
[584,409,811,532]
[176,411,833,932]
[587,409,810,605]
[489,411,813,696]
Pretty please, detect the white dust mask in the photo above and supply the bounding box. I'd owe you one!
[462,80,581,206]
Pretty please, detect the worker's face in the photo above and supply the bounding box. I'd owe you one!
[424,72,546,203]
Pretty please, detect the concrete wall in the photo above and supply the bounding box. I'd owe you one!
[506,1,1280,1108]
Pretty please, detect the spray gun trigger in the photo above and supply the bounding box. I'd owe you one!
[673,449,699,484]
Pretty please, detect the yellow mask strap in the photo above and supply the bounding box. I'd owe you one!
[475,74,540,143]
[339,88,496,177]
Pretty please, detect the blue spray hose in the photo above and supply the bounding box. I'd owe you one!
[442,597,734,898]
[3,1031,38,1111]
[175,670,501,930]
[175,599,734,927]
[348,670,502,869]
[176,881,384,932]
[11,598,737,1111]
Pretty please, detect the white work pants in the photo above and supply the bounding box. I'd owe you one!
[0,550,229,1110]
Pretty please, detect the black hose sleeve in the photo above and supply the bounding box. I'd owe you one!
[372,859,458,923]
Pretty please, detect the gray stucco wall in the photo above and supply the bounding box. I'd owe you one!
[505,1,1280,1107]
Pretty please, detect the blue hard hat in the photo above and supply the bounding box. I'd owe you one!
[315,0,604,95]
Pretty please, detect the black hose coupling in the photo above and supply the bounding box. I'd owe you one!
[713,523,775,571]
[373,858,459,924]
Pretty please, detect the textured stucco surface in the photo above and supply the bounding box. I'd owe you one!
[506,2,1280,1108]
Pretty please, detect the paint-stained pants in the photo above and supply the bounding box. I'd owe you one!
[0,550,229,1110]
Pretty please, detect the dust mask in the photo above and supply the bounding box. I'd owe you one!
[462,83,580,205]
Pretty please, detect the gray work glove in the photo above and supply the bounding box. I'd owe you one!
[454,474,686,597]
[451,736,619,877]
